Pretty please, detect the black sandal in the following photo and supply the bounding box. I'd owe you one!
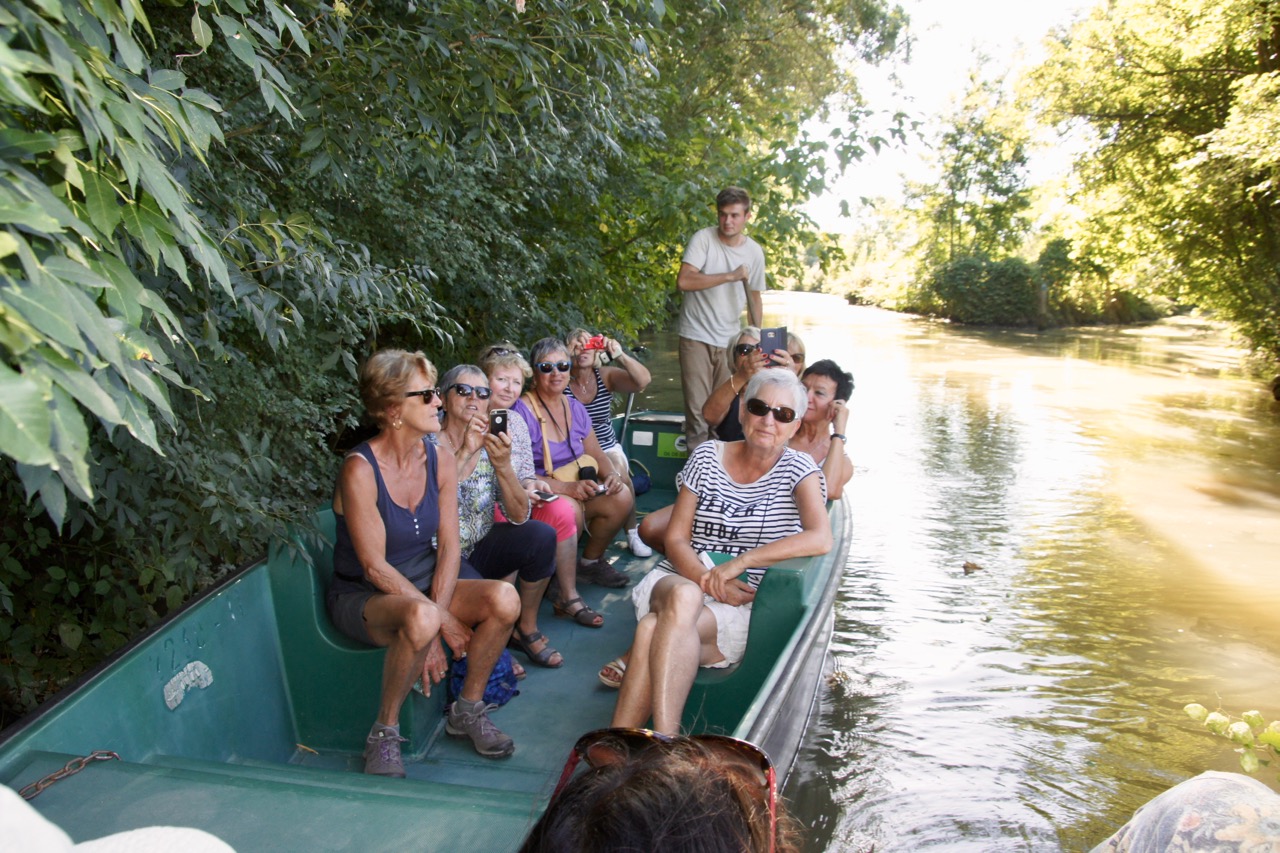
[507,629,564,668]
[552,596,604,628]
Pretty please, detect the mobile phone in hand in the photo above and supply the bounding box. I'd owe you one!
[533,489,558,502]
[488,409,508,435]
[759,326,786,359]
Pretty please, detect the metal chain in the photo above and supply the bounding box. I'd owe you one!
[18,750,121,800]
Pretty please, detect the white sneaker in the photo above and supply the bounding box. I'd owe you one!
[627,528,653,558]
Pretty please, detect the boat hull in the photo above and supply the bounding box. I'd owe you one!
[0,410,849,850]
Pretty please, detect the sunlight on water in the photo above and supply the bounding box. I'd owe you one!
[636,296,1280,852]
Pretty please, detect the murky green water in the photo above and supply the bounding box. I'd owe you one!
[633,294,1280,852]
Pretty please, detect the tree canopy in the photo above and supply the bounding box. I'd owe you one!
[1027,0,1280,353]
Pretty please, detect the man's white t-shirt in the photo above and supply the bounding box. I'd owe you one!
[678,226,766,347]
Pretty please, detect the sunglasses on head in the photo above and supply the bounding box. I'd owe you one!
[447,383,491,400]
[745,397,797,423]
[734,343,762,357]
[483,346,517,358]
[553,728,776,852]
[404,388,440,404]
[535,360,572,374]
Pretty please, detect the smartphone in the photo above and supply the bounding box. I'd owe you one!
[533,489,559,502]
[759,326,786,359]
[488,409,508,436]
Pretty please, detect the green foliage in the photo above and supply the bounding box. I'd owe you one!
[1185,703,1280,779]
[910,68,1032,270]
[1029,0,1280,359]
[914,253,1037,325]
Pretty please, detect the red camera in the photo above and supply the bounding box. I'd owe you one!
[583,334,607,351]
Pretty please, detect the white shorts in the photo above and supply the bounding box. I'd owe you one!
[631,567,753,668]
[603,445,628,479]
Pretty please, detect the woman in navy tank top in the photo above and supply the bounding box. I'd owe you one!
[328,349,521,774]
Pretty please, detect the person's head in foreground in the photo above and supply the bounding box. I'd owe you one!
[521,728,798,853]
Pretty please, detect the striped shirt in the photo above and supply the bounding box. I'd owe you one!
[565,368,618,451]
[660,441,825,590]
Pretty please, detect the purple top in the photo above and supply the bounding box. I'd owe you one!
[513,395,593,475]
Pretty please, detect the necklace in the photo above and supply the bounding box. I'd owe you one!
[570,369,595,401]
[439,430,461,455]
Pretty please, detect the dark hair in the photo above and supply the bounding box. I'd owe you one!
[521,741,797,853]
[802,359,854,402]
[716,186,752,212]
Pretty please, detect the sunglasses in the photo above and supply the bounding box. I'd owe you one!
[483,346,517,358]
[745,397,797,423]
[446,383,491,400]
[552,728,776,852]
[535,360,572,374]
[734,343,762,357]
[404,388,440,404]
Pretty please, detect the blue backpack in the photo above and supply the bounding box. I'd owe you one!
[446,649,520,709]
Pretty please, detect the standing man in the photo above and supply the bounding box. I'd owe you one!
[676,186,766,449]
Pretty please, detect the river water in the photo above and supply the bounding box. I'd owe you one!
[635,293,1280,852]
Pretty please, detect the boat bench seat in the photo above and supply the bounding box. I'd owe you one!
[269,509,440,758]
[684,559,812,733]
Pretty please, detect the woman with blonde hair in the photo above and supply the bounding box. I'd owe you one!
[564,328,652,557]
[327,349,519,774]
[479,342,609,629]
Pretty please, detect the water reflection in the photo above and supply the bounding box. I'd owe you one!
[634,297,1280,852]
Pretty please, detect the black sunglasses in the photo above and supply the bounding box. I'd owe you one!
[535,360,572,374]
[734,343,762,357]
[447,383,491,400]
[404,388,440,404]
[552,728,776,852]
[745,397,797,423]
[484,346,517,358]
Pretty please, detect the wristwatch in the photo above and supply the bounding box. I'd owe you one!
[830,433,847,443]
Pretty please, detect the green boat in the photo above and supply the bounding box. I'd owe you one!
[0,412,850,850]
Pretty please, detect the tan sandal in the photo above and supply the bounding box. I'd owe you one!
[598,656,627,688]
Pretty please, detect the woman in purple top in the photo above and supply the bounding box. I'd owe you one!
[328,349,520,775]
[512,338,633,625]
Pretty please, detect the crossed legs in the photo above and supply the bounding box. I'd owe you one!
[363,579,518,723]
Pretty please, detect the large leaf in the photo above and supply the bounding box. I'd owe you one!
[0,278,84,353]
[41,354,126,426]
[80,168,123,235]
[48,383,94,503]
[0,361,54,465]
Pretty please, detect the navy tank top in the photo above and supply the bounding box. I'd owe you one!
[330,439,440,594]
[713,392,744,441]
